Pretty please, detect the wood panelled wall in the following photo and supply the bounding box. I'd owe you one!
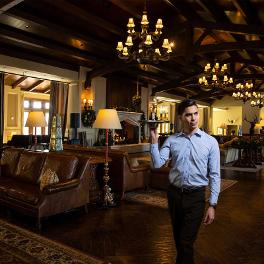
[106,77,139,111]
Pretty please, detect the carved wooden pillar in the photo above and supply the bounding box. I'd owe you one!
[0,73,4,148]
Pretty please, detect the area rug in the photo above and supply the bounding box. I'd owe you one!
[125,179,238,209]
[0,219,109,264]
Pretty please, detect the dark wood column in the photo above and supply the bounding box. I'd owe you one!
[0,72,4,148]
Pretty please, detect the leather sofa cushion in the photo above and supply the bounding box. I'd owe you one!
[0,148,24,177]
[40,153,78,181]
[15,152,47,184]
[0,178,41,205]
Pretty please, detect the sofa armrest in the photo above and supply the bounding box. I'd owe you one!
[129,163,150,172]
[43,178,80,194]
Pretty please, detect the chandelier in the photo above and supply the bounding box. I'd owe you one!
[251,92,264,108]
[116,1,174,64]
[198,62,233,91]
[232,81,254,103]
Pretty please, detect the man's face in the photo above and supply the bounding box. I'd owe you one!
[180,105,199,131]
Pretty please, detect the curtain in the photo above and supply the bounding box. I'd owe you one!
[48,81,69,138]
[0,73,4,148]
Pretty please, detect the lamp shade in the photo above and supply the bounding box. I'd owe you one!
[93,109,121,129]
[25,111,47,127]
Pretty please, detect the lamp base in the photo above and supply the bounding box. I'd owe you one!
[99,161,117,208]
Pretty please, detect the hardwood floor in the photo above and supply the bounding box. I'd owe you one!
[0,168,263,264]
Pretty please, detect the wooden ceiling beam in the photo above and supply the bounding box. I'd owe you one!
[164,0,202,21]
[40,0,121,36]
[0,43,79,71]
[0,25,106,64]
[12,76,27,88]
[233,73,264,80]
[231,0,262,25]
[86,62,137,80]
[192,21,264,35]
[152,72,200,95]
[0,0,23,14]
[223,57,264,68]
[5,11,111,51]
[195,40,264,54]
[109,0,141,19]
[26,80,44,92]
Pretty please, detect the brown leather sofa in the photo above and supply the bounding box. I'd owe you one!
[0,147,93,229]
[63,144,151,199]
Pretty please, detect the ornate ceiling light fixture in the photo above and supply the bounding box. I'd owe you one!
[116,0,174,64]
[251,92,264,108]
[198,62,234,91]
[232,81,254,103]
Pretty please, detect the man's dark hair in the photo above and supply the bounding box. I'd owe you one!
[177,99,198,115]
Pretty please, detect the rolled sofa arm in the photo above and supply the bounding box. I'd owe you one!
[43,178,80,194]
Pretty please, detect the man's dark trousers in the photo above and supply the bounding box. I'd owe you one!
[167,185,206,264]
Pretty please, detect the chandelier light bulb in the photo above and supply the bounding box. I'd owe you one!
[127,18,135,28]
[122,47,129,56]
[155,48,161,56]
[144,34,153,45]
[162,38,169,49]
[125,36,133,46]
[116,42,123,51]
[156,18,163,29]
[141,14,149,25]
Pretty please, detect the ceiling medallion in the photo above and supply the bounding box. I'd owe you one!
[232,81,254,103]
[198,62,233,91]
[116,1,174,64]
[251,92,264,108]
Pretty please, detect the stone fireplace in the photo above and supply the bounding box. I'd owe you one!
[115,111,143,144]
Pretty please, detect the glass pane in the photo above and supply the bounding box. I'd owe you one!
[32,101,42,109]
[45,112,49,135]
[36,127,41,135]
[23,112,29,135]
[24,100,30,108]
[45,102,50,109]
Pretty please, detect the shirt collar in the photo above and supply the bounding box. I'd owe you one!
[177,128,202,138]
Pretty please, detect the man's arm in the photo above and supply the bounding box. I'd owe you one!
[208,138,221,205]
[150,129,170,168]
[204,138,221,225]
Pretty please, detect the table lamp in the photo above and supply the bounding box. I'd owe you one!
[25,111,47,149]
[93,109,121,207]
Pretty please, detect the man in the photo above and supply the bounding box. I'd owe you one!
[150,99,220,264]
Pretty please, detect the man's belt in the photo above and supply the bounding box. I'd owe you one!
[172,185,206,194]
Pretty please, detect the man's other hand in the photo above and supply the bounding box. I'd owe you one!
[150,129,159,144]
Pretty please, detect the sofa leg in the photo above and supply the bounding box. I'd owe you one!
[83,204,88,214]
[36,218,42,231]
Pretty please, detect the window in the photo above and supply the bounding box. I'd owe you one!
[23,98,49,135]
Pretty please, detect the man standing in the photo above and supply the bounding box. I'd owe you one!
[150,99,220,264]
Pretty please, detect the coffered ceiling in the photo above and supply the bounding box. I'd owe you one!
[1,0,264,102]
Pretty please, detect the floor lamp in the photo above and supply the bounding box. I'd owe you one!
[93,109,121,207]
[25,111,47,150]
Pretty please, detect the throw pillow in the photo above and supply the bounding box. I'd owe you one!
[39,168,59,191]
[130,158,139,168]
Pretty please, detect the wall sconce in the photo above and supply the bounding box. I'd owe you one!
[81,86,96,128]
[81,88,93,110]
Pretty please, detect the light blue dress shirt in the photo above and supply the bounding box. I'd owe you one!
[151,129,220,205]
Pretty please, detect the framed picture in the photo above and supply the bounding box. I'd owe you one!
[217,127,223,135]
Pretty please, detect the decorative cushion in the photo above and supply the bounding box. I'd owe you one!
[130,158,139,168]
[39,168,59,191]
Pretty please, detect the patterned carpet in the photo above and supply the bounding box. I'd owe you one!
[125,179,238,209]
[0,219,109,264]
